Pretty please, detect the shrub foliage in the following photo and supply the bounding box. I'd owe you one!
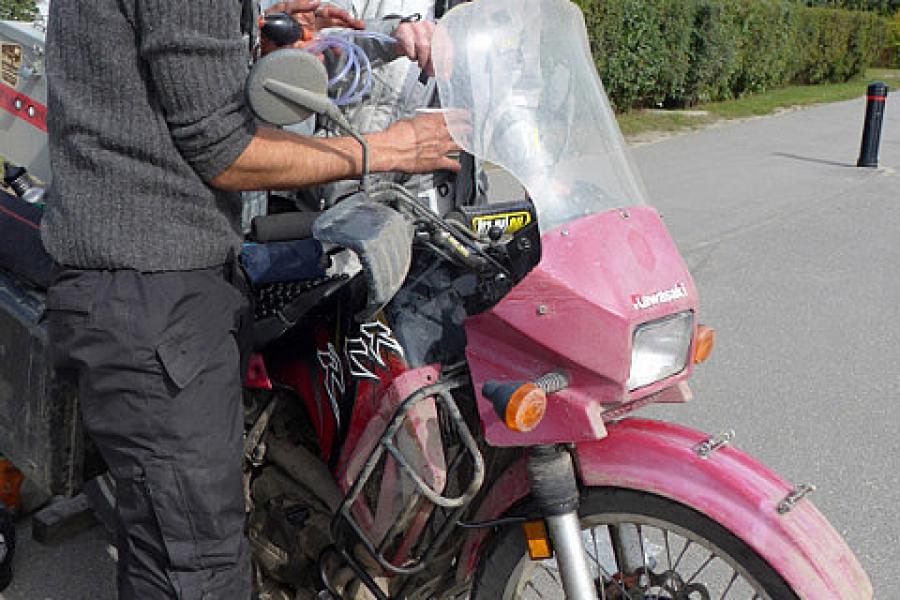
[0,0,36,21]
[574,0,889,110]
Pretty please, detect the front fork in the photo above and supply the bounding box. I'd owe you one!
[528,445,599,600]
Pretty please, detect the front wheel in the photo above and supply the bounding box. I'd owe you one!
[472,487,797,600]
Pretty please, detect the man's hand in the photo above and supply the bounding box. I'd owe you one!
[394,20,436,76]
[265,1,364,33]
[308,4,365,30]
[369,112,460,174]
[261,1,364,53]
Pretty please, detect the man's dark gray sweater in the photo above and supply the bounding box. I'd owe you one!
[41,0,258,271]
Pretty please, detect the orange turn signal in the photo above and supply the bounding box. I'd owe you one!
[505,383,547,433]
[483,379,549,433]
[522,520,553,560]
[693,325,715,364]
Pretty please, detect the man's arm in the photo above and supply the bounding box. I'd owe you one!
[135,0,457,193]
[135,0,258,181]
[209,112,460,192]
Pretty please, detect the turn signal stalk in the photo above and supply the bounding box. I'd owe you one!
[482,372,567,433]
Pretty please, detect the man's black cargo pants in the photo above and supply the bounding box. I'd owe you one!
[45,266,252,599]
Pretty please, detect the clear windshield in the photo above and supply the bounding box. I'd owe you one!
[433,0,648,232]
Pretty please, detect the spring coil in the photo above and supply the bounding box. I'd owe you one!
[535,371,569,394]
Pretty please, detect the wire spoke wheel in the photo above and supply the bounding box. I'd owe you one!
[472,488,797,600]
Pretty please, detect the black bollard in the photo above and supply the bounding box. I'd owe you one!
[857,82,888,168]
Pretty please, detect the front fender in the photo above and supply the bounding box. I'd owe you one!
[576,418,871,600]
[457,419,871,600]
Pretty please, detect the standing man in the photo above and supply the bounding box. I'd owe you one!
[40,1,458,598]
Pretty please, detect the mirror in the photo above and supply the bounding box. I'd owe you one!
[245,49,329,126]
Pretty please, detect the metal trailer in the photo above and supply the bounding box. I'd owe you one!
[1,13,50,183]
[0,267,84,500]
[1,11,86,501]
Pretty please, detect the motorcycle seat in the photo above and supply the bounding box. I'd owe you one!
[252,274,349,348]
[0,190,55,290]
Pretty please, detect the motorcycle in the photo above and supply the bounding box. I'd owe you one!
[0,0,873,598]
[238,0,873,598]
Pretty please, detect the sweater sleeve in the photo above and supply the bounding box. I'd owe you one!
[134,0,258,181]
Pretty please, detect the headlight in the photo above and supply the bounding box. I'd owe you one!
[627,311,694,391]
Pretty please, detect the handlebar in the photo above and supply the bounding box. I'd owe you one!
[260,12,308,47]
[250,212,319,243]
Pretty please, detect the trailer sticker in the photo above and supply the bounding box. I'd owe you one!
[1,44,21,88]
[0,81,47,132]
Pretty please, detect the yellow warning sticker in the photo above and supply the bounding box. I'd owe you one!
[471,211,532,236]
[1,44,22,88]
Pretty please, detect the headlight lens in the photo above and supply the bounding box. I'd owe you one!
[627,311,694,391]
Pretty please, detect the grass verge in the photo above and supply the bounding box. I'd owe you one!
[619,68,900,140]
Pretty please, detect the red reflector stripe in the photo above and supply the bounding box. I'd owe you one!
[0,203,40,231]
[0,82,48,132]
[867,95,887,101]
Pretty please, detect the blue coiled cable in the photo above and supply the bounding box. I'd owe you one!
[304,31,397,106]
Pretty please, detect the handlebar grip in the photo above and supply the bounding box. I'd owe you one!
[261,12,304,47]
[251,212,319,243]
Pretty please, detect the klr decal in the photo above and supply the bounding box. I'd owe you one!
[471,211,532,236]
[632,283,688,310]
[317,343,345,427]
[345,321,405,380]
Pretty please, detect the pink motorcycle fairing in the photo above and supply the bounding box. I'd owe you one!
[465,206,698,446]
[456,419,873,599]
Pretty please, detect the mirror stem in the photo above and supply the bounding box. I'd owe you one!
[313,108,370,192]
[262,78,370,191]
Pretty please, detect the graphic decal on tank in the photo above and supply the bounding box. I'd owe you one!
[317,343,345,428]
[345,321,405,380]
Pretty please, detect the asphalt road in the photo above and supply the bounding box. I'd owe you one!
[637,98,900,599]
[3,96,897,599]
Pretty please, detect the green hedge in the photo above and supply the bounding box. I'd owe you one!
[0,0,36,21]
[574,0,889,110]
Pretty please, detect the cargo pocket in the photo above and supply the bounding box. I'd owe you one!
[142,458,244,572]
[155,314,239,395]
[155,285,240,392]
[156,324,220,391]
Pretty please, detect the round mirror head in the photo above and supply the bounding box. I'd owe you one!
[246,49,328,126]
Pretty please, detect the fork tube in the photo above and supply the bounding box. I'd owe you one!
[546,512,597,599]
[528,445,598,600]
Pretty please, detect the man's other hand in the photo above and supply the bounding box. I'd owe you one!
[394,20,436,76]
[370,112,461,174]
[266,1,364,33]
[261,1,365,54]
